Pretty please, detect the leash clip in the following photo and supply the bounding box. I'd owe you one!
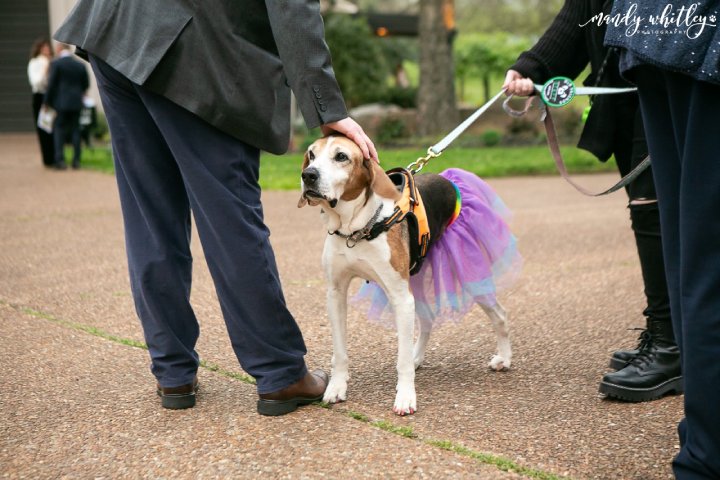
[345,229,367,248]
[406,148,441,174]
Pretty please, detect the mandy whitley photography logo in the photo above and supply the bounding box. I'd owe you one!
[580,2,718,39]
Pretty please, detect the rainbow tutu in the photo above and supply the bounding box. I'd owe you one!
[354,168,522,330]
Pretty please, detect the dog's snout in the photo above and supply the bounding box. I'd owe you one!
[302,167,320,185]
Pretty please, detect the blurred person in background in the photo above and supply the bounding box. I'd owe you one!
[45,42,89,170]
[27,37,55,168]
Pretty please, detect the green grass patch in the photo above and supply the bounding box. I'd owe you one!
[347,410,370,422]
[5,300,255,385]
[261,145,615,190]
[72,143,616,191]
[339,406,567,479]
[18,304,149,350]
[426,439,569,480]
[65,146,115,174]
[372,420,417,439]
[200,359,256,385]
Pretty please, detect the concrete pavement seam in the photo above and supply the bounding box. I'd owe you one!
[0,300,255,385]
[2,299,571,480]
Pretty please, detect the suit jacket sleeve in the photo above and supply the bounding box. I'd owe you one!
[510,0,590,83]
[264,0,348,129]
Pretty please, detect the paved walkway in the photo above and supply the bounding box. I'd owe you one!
[0,134,682,479]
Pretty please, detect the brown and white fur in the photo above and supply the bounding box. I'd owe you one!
[298,135,511,415]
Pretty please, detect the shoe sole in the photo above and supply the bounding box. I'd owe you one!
[599,376,683,402]
[157,388,198,410]
[257,395,322,416]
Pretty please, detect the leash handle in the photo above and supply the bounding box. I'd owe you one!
[503,94,651,196]
[541,106,651,197]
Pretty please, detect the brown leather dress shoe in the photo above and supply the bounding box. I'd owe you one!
[156,376,199,410]
[257,370,328,416]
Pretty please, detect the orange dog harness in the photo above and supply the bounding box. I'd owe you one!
[373,168,431,275]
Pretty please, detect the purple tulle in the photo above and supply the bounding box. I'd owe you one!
[353,168,522,330]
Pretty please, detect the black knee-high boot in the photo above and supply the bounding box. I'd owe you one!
[600,202,681,402]
[609,202,674,368]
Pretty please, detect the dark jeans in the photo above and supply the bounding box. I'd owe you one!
[635,65,720,480]
[90,55,308,394]
[53,109,81,167]
[32,93,55,166]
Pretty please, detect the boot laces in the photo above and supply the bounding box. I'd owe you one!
[628,327,652,350]
[629,330,656,368]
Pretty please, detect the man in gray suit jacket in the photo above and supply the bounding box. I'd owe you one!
[55,0,377,416]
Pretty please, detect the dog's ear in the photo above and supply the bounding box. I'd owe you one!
[298,150,311,208]
[301,149,311,171]
[367,159,400,201]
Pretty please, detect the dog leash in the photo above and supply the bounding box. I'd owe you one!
[503,91,651,197]
[407,89,508,174]
[406,77,651,197]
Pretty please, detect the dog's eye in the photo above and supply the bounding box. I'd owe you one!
[308,150,315,161]
[335,152,349,162]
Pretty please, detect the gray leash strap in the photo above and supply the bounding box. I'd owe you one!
[502,94,651,197]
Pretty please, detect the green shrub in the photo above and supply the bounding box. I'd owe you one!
[324,14,390,107]
[481,130,502,147]
[376,117,408,145]
[381,86,417,108]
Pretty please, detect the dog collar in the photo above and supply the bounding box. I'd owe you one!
[329,203,385,248]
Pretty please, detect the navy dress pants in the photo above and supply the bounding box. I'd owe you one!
[90,56,308,394]
[635,66,720,480]
[53,109,81,167]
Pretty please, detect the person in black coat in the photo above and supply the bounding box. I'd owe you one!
[606,1,720,476]
[503,0,680,402]
[45,43,89,169]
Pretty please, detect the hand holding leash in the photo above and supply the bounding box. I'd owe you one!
[503,70,535,97]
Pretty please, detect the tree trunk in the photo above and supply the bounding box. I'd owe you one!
[417,0,458,136]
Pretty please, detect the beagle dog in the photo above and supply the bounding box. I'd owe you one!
[298,135,512,415]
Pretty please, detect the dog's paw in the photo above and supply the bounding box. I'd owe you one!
[392,385,417,416]
[322,378,348,404]
[413,354,425,370]
[488,355,511,371]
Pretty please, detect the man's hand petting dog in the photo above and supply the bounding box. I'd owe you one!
[321,117,378,164]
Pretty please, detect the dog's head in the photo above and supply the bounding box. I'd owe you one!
[298,135,400,208]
